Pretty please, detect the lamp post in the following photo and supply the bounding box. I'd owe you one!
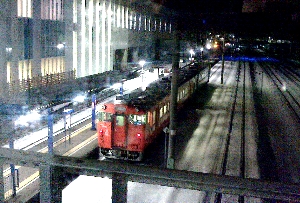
[48,101,72,154]
[139,60,146,90]
[63,108,74,142]
[200,47,204,67]
[221,37,225,84]
[9,129,17,197]
[189,49,195,61]
[91,94,96,131]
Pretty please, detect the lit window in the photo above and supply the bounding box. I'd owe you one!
[41,0,64,20]
[18,0,32,18]
[116,115,125,126]
[98,112,112,122]
[129,114,146,125]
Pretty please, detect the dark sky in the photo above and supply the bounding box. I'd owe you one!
[156,0,300,40]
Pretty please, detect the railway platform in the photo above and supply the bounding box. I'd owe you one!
[2,60,297,203]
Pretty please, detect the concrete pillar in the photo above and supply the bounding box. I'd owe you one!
[112,173,127,203]
[40,164,63,203]
[0,159,5,203]
[32,0,42,77]
[0,1,9,99]
[64,0,74,73]
[9,0,22,82]
[168,26,180,169]
[76,0,83,77]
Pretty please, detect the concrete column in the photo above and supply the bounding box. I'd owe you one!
[40,164,63,203]
[112,173,127,203]
[168,26,180,169]
[77,0,83,77]
[32,0,42,77]
[64,0,74,73]
[0,1,9,98]
[0,159,5,203]
[10,0,22,82]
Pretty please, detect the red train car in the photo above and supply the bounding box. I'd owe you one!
[97,64,208,161]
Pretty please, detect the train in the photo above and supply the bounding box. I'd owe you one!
[96,62,209,161]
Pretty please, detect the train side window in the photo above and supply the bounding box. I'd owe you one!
[116,115,125,126]
[163,104,167,114]
[159,107,163,118]
[98,112,112,122]
[147,111,152,125]
[129,114,146,125]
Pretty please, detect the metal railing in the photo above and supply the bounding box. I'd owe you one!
[0,147,299,202]
[7,70,76,95]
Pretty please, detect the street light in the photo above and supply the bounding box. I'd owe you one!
[189,49,195,61]
[139,60,146,90]
[63,108,74,142]
[48,101,72,154]
[220,37,225,84]
[200,47,204,67]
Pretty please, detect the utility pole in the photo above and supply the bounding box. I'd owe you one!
[168,23,180,169]
[221,37,225,84]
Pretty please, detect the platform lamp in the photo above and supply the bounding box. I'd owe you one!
[139,60,146,90]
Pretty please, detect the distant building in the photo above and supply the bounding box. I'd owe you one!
[0,0,173,102]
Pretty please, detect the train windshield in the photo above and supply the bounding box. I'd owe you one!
[98,112,112,122]
[115,115,125,126]
[129,114,146,125]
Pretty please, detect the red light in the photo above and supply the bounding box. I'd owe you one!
[137,133,141,138]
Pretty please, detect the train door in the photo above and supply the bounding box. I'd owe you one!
[112,114,127,148]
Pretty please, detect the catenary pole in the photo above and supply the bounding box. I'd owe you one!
[167,22,180,169]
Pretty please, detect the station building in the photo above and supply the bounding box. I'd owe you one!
[0,0,174,102]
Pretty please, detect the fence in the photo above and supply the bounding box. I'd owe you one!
[7,70,76,95]
[0,147,299,203]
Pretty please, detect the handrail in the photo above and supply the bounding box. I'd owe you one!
[0,147,299,202]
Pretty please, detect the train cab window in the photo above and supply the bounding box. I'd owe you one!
[115,115,125,126]
[129,114,146,125]
[98,112,112,122]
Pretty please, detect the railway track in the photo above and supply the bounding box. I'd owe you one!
[214,60,248,203]
[173,60,255,203]
[262,63,300,121]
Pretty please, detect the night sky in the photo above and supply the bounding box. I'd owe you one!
[151,0,300,40]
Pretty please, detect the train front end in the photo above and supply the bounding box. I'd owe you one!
[97,103,146,161]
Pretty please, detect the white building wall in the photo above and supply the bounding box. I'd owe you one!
[72,0,172,78]
[0,0,173,97]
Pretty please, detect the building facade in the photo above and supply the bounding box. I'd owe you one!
[0,0,173,102]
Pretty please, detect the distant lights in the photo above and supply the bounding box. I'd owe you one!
[72,94,86,104]
[139,60,146,67]
[6,47,12,52]
[57,43,65,49]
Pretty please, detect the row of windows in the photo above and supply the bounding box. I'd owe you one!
[6,56,66,82]
[98,112,147,126]
[127,12,172,33]
[97,102,170,128]
[17,0,172,33]
[6,61,32,82]
[88,2,172,33]
[178,88,188,101]
[18,0,64,20]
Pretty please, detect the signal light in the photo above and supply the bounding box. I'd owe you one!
[137,133,141,138]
